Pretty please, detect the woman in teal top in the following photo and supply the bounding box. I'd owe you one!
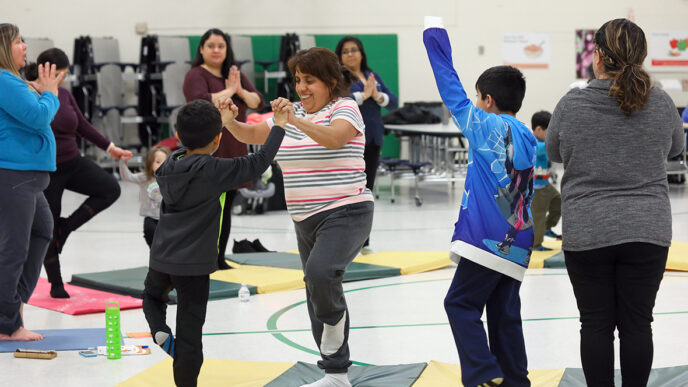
[0,23,64,342]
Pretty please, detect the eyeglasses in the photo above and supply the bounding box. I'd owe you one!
[341,48,359,55]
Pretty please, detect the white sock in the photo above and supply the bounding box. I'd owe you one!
[154,331,169,346]
[320,311,346,356]
[301,373,351,387]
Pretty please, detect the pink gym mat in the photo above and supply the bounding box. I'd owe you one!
[28,277,142,315]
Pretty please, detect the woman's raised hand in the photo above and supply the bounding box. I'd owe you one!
[270,97,293,128]
[216,97,239,125]
[28,62,64,96]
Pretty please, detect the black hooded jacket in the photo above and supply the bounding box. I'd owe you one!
[149,126,285,276]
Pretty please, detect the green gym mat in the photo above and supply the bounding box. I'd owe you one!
[264,361,427,387]
[543,251,566,268]
[558,365,688,386]
[225,252,402,282]
[69,266,256,304]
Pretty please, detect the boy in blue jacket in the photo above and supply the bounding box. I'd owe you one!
[424,17,537,387]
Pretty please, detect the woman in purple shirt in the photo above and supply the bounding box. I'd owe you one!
[26,48,131,298]
[183,28,264,268]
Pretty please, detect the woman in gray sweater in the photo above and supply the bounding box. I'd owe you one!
[547,19,684,387]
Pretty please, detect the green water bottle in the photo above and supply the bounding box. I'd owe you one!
[105,301,121,359]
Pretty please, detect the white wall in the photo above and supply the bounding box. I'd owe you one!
[8,0,688,121]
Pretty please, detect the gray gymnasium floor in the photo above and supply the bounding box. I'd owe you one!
[3,173,688,386]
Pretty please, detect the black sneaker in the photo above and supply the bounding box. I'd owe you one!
[232,239,256,253]
[252,239,272,252]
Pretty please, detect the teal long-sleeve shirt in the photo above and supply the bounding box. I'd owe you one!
[0,70,59,171]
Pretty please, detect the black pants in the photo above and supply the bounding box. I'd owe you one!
[217,190,237,262]
[142,268,209,387]
[143,216,158,248]
[565,242,668,387]
[362,143,380,248]
[42,156,121,283]
[0,170,52,334]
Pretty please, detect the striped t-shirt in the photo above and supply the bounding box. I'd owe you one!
[267,97,373,221]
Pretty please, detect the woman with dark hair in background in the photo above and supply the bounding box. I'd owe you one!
[183,28,264,268]
[335,36,397,253]
[0,24,62,340]
[221,47,373,387]
[25,48,132,299]
[547,18,684,387]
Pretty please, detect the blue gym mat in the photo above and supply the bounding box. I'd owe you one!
[0,328,122,352]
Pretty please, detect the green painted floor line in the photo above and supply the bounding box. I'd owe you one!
[207,310,688,338]
[264,277,688,364]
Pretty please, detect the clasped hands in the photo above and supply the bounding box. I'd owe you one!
[215,97,294,128]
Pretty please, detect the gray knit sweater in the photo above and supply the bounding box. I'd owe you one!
[546,79,685,251]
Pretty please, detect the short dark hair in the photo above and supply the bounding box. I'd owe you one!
[176,99,222,149]
[475,66,526,113]
[335,36,370,73]
[531,110,552,130]
[25,48,70,81]
[191,28,235,79]
[288,47,353,99]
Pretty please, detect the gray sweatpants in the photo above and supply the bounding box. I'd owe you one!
[0,169,53,334]
[294,201,374,374]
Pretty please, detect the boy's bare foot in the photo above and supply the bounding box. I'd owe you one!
[0,327,44,341]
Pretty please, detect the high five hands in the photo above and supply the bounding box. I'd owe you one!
[270,97,294,128]
[216,97,239,126]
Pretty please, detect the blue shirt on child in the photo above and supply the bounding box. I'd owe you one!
[424,26,537,281]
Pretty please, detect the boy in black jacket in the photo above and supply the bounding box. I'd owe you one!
[142,98,285,387]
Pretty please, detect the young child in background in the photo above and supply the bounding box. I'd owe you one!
[142,98,284,387]
[530,111,561,251]
[424,16,537,387]
[119,145,171,247]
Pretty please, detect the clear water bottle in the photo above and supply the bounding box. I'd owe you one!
[238,283,250,302]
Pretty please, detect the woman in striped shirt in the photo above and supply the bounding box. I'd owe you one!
[222,47,373,387]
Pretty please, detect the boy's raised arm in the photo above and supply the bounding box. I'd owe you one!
[423,16,493,145]
[209,125,285,192]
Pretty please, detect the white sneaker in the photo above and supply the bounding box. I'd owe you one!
[301,373,351,387]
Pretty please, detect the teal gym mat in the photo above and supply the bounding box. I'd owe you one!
[558,366,688,386]
[264,361,427,387]
[69,266,256,304]
[225,252,402,281]
[543,251,566,268]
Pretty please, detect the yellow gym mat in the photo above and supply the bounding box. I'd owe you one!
[413,360,566,386]
[210,264,304,294]
[117,358,295,387]
[528,240,562,269]
[353,251,453,274]
[667,241,688,271]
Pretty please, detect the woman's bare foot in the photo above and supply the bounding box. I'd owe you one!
[0,327,44,341]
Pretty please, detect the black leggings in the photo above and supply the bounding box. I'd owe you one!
[361,143,380,248]
[565,242,668,387]
[217,190,237,261]
[43,156,121,283]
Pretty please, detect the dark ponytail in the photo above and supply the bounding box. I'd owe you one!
[24,62,39,81]
[594,19,651,115]
[25,47,70,81]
